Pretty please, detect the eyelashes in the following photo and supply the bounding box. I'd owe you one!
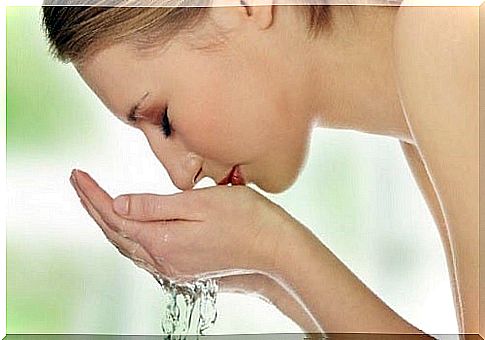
[129,105,172,139]
[159,107,172,138]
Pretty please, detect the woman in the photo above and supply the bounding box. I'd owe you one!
[42,0,479,336]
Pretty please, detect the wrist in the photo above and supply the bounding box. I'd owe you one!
[264,210,325,289]
[245,193,324,281]
[257,203,309,277]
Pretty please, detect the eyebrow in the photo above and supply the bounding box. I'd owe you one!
[126,92,150,124]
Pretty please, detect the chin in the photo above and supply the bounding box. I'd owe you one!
[257,176,296,194]
[251,161,303,194]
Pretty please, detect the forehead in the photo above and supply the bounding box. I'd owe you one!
[76,43,166,119]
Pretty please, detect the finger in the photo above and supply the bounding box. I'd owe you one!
[72,175,162,277]
[70,173,177,281]
[70,173,137,249]
[112,191,206,222]
[72,170,143,238]
[70,172,156,269]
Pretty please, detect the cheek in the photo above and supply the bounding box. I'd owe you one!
[171,58,298,164]
[177,105,301,168]
[176,107,256,163]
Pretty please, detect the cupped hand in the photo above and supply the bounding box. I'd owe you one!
[70,169,290,284]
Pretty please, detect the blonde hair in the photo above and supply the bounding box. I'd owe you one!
[42,2,332,64]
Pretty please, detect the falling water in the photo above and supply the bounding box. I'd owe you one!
[153,274,219,339]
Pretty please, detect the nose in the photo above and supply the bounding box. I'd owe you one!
[166,151,204,191]
[142,129,203,191]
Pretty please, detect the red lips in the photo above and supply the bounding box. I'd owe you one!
[218,165,246,186]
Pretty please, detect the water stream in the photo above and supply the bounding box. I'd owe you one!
[153,274,219,339]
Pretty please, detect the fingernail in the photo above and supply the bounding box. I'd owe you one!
[113,196,129,215]
[73,169,91,194]
[71,169,81,187]
[70,169,76,183]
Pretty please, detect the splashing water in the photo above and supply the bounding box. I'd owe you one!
[153,274,219,339]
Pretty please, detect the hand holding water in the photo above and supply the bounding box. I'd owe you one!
[69,169,292,283]
[70,169,324,333]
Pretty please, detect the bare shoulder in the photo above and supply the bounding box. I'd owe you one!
[393,4,479,333]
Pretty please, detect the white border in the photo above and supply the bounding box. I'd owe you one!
[1,1,7,339]
[2,0,482,338]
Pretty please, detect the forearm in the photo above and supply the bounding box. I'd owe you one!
[270,220,435,337]
[259,273,324,334]
[218,273,323,334]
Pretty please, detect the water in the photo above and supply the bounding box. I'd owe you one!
[153,274,219,339]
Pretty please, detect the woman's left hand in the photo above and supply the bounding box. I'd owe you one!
[70,169,291,283]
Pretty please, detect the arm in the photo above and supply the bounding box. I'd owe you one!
[71,169,436,337]
[267,212,434,337]
[400,141,464,333]
[218,273,323,334]
[394,5,479,334]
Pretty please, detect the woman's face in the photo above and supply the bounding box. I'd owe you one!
[77,10,315,193]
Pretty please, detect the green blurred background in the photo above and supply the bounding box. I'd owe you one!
[6,6,458,335]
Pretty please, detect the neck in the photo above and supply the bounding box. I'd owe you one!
[302,6,412,142]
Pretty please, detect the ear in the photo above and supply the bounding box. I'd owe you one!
[210,0,275,31]
[239,0,275,30]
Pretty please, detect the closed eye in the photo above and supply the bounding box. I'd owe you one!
[159,107,172,138]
